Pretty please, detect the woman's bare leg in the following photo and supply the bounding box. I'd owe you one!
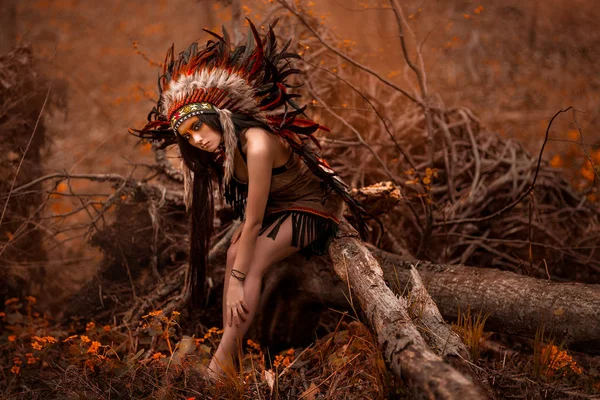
[208,217,308,380]
[222,222,244,330]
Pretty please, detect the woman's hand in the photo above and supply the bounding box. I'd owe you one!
[226,278,250,327]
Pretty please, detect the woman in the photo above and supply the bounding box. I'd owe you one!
[132,20,370,382]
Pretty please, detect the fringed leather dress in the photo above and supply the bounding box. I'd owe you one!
[224,135,344,257]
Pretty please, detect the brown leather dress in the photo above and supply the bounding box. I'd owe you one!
[224,136,344,257]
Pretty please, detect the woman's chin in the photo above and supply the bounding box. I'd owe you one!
[192,143,215,152]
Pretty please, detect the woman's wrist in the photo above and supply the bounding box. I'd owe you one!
[230,276,245,285]
[231,268,247,282]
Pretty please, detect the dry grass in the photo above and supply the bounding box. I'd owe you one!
[1,298,397,399]
[450,304,492,361]
[3,296,599,399]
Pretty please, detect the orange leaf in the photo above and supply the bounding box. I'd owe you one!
[140,142,152,155]
[567,129,579,141]
[550,154,563,168]
[581,165,595,181]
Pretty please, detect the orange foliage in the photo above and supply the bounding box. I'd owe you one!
[246,339,261,351]
[87,341,101,355]
[541,344,583,376]
[550,154,563,168]
[580,164,596,182]
[567,129,580,141]
[140,142,152,155]
[26,353,39,365]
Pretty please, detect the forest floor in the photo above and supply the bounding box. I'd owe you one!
[2,298,600,399]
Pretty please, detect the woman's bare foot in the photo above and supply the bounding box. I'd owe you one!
[199,364,224,385]
[207,364,225,383]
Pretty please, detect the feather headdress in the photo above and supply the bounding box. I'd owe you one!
[132,18,371,226]
[130,19,373,302]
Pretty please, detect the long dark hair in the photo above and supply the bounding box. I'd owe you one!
[178,112,270,307]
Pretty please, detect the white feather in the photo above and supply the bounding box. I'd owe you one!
[161,68,262,118]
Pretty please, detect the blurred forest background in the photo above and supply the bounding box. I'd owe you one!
[4,0,599,306]
[1,0,600,398]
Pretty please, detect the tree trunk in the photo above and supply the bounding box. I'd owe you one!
[407,266,469,359]
[407,266,497,398]
[374,253,600,354]
[247,242,600,355]
[204,231,600,355]
[327,220,486,399]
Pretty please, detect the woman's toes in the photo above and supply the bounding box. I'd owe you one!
[204,364,225,384]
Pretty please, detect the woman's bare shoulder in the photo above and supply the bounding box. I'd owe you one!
[240,127,290,164]
[241,127,278,151]
[243,127,271,140]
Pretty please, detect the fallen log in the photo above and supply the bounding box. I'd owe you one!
[374,254,600,354]
[349,180,402,216]
[407,267,496,399]
[327,220,486,399]
[207,236,600,355]
[407,266,470,360]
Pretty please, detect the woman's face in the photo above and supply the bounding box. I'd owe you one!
[177,116,222,153]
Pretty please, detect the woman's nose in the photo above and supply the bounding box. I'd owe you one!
[191,133,204,144]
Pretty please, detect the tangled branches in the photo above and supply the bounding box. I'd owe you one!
[270,0,600,282]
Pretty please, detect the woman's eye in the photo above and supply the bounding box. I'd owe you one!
[192,122,201,131]
[183,134,191,140]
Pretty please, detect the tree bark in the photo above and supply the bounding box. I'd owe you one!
[374,254,600,354]
[327,220,486,399]
[407,266,497,399]
[349,180,402,216]
[407,266,470,360]
[206,232,600,355]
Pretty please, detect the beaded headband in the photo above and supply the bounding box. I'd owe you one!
[170,102,218,133]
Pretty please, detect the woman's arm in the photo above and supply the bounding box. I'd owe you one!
[231,127,273,276]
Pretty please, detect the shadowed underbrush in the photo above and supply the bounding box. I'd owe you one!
[2,297,599,399]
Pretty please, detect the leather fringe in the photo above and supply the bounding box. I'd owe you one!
[224,183,339,257]
[258,210,339,257]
